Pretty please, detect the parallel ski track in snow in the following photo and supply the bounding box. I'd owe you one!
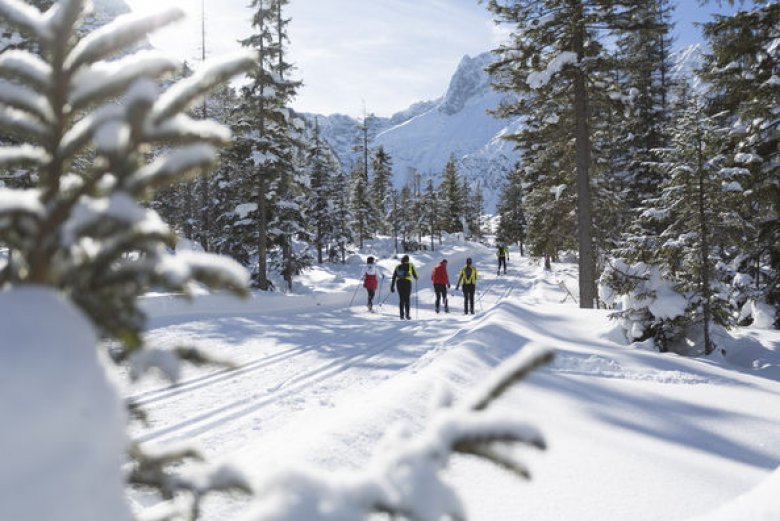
[127,343,318,408]
[134,270,522,446]
[134,321,412,445]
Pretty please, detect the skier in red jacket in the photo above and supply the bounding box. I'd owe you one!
[363,256,379,312]
[431,259,450,313]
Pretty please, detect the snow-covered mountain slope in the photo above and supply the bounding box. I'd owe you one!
[307,52,519,211]
[308,45,706,212]
[373,53,516,197]
[672,43,704,90]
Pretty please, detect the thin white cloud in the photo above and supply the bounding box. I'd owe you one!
[123,0,501,117]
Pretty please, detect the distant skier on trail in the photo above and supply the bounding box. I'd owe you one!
[363,256,379,312]
[431,258,450,313]
[455,257,478,315]
[497,244,509,275]
[390,255,418,320]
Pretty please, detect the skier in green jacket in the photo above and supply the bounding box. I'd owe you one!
[497,244,509,275]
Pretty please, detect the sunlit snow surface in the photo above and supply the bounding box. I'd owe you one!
[124,235,780,520]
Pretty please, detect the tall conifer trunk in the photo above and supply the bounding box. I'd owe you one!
[696,120,714,354]
[572,1,596,308]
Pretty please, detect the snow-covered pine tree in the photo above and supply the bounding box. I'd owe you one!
[371,145,393,234]
[474,181,488,239]
[389,186,401,254]
[199,84,242,255]
[496,166,527,255]
[350,110,376,247]
[485,0,607,307]
[625,95,733,354]
[397,183,415,248]
[230,0,284,290]
[423,176,441,251]
[0,0,255,515]
[350,159,371,248]
[331,165,354,263]
[306,118,337,263]
[212,105,261,266]
[589,64,631,277]
[699,2,780,328]
[438,154,463,234]
[410,169,426,245]
[265,0,308,292]
[611,0,675,211]
[519,127,578,270]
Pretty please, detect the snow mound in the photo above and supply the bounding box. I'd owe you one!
[687,464,780,521]
[0,287,131,521]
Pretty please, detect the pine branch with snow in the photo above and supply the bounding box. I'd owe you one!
[0,1,255,518]
[0,0,255,349]
[129,443,252,521]
[241,346,554,521]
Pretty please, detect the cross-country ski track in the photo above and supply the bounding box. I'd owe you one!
[129,262,523,448]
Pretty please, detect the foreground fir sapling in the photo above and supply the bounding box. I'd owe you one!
[0,0,255,517]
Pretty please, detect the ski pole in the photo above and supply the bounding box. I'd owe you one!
[381,290,393,305]
[377,274,385,308]
[415,278,419,320]
[349,276,363,307]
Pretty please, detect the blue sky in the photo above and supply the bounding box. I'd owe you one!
[125,0,744,118]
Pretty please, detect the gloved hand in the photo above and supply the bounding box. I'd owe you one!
[455,286,459,292]
[390,287,395,293]
[448,284,451,289]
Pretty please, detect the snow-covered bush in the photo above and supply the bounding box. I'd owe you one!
[599,260,689,351]
[241,346,554,521]
[0,0,255,517]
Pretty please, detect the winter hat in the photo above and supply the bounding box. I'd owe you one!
[466,257,472,265]
[442,259,447,264]
[367,256,374,264]
[402,255,410,263]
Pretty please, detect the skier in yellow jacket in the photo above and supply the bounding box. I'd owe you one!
[455,257,478,315]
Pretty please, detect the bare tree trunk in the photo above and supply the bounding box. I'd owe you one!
[256,175,270,290]
[572,2,596,309]
[696,120,714,355]
[283,237,292,291]
[393,196,399,254]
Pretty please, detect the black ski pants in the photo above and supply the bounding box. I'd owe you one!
[462,283,475,314]
[397,279,412,318]
[366,288,375,309]
[498,256,507,274]
[434,284,448,311]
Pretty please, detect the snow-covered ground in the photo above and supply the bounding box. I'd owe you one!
[126,236,780,520]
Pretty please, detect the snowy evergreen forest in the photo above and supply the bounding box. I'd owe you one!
[1,0,779,520]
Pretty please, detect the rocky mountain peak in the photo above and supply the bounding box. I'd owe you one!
[439,52,495,115]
